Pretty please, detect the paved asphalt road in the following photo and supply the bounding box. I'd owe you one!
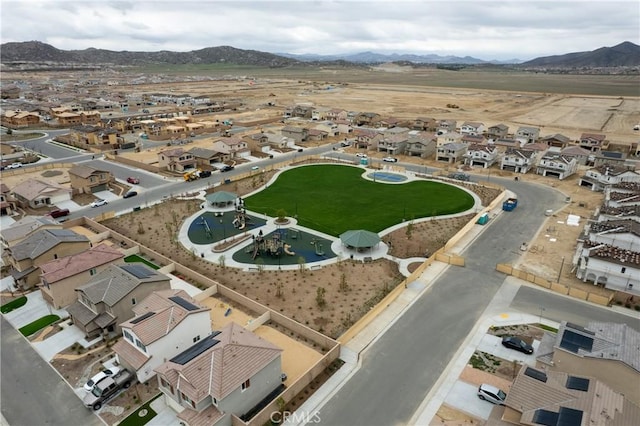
[0,316,102,426]
[315,179,572,426]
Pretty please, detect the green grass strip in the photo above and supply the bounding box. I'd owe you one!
[19,314,60,336]
[1,296,27,314]
[118,393,163,426]
[124,255,160,270]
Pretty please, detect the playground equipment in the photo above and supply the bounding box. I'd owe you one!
[232,208,251,230]
[250,230,290,259]
[283,244,295,256]
[201,217,213,239]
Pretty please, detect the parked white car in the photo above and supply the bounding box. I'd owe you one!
[5,162,23,169]
[90,199,108,208]
[356,153,368,158]
[477,383,506,405]
[83,366,121,392]
[382,157,398,162]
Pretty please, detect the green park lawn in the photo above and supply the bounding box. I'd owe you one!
[244,165,474,236]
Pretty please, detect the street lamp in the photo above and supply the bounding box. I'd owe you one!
[556,256,565,283]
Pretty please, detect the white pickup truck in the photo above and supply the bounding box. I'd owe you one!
[83,369,134,410]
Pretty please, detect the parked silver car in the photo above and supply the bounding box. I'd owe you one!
[477,383,507,405]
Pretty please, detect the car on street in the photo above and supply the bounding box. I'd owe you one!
[126,177,140,184]
[355,153,367,158]
[477,383,507,405]
[123,191,138,199]
[5,162,23,169]
[382,157,398,162]
[47,208,70,218]
[83,366,121,392]
[251,166,260,170]
[501,336,534,354]
[90,199,108,208]
[220,165,234,172]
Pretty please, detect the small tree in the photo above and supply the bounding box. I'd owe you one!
[339,273,349,293]
[256,257,265,274]
[276,283,284,299]
[276,208,287,222]
[297,256,306,275]
[316,287,326,309]
[218,255,226,269]
[405,221,414,240]
[137,222,145,234]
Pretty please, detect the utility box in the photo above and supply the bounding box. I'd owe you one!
[477,213,489,225]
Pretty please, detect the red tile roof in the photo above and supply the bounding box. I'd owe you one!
[40,243,123,284]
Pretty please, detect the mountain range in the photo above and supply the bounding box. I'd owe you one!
[1,41,638,68]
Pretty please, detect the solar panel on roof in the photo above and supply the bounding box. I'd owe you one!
[524,367,548,382]
[130,311,155,324]
[121,264,154,279]
[533,409,558,426]
[566,376,590,391]
[557,407,583,426]
[170,334,220,365]
[559,330,594,353]
[169,296,199,311]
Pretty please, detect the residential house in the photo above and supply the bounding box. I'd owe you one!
[188,147,228,168]
[593,151,628,168]
[353,128,381,150]
[605,188,640,209]
[377,127,410,154]
[536,321,640,404]
[314,121,339,137]
[155,322,283,426]
[2,110,41,127]
[436,131,462,147]
[501,363,640,425]
[560,145,592,166]
[500,148,538,174]
[579,133,607,153]
[492,137,523,151]
[583,219,640,251]
[7,229,90,290]
[280,126,308,143]
[211,137,250,159]
[265,133,293,150]
[334,119,353,135]
[0,183,16,216]
[575,241,639,295]
[597,204,640,223]
[411,117,437,132]
[10,179,72,209]
[40,243,124,309]
[326,108,347,121]
[464,144,499,168]
[487,123,509,139]
[79,111,102,125]
[114,289,211,383]
[284,105,312,119]
[306,128,328,142]
[69,125,122,150]
[0,216,61,248]
[514,126,540,144]
[578,165,640,191]
[354,112,380,126]
[311,107,330,121]
[376,117,403,128]
[67,264,172,338]
[404,132,437,158]
[461,134,485,145]
[436,143,467,164]
[68,165,113,194]
[459,122,484,136]
[540,133,571,149]
[437,119,457,133]
[536,153,578,180]
[55,112,83,126]
[157,148,197,172]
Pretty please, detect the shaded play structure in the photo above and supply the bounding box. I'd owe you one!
[188,211,266,244]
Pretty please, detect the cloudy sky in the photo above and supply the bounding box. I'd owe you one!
[1,0,638,61]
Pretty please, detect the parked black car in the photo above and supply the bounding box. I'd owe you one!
[220,165,234,172]
[501,336,534,354]
[123,191,138,199]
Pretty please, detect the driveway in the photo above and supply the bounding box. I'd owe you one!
[2,291,68,329]
[445,380,494,420]
[476,334,540,366]
[33,324,85,361]
[0,215,16,229]
[92,189,121,202]
[0,276,16,292]
[53,199,83,211]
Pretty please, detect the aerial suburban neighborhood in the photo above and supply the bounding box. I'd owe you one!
[1,20,639,426]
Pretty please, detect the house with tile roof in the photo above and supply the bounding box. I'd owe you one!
[188,147,228,167]
[459,121,484,136]
[0,183,16,216]
[353,127,381,150]
[113,289,211,383]
[66,264,171,338]
[39,243,124,309]
[436,143,467,164]
[155,321,283,426]
[7,229,90,290]
[583,219,640,251]
[68,165,113,194]
[0,215,61,248]
[280,126,308,143]
[500,148,539,174]
[597,204,640,223]
[579,133,607,153]
[560,145,592,166]
[10,179,72,209]
[540,133,571,149]
[605,189,640,209]
[536,153,578,180]
[578,165,640,192]
[463,144,499,168]
[157,147,197,172]
[575,240,640,295]
[411,117,437,132]
[211,137,251,158]
[535,321,640,405]
[515,126,540,144]
[501,363,640,425]
[437,119,457,133]
[487,123,509,139]
[404,132,437,159]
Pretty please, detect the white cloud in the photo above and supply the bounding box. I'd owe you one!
[1,0,638,60]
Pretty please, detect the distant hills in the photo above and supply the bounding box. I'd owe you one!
[1,40,637,69]
[521,41,640,68]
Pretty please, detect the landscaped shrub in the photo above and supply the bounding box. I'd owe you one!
[0,296,27,314]
[19,314,60,337]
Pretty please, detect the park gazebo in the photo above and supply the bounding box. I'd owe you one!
[205,191,237,208]
[339,229,381,252]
